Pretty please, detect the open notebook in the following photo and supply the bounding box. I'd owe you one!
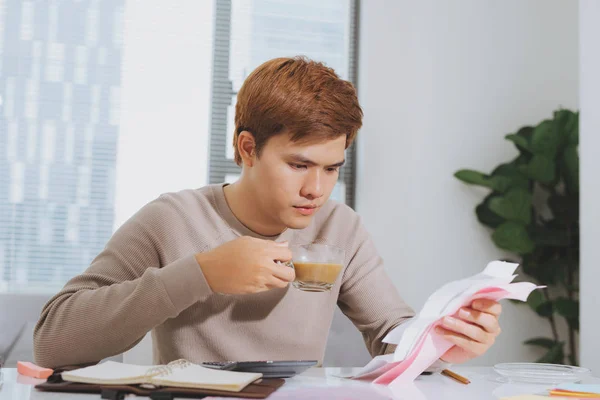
[61,359,262,393]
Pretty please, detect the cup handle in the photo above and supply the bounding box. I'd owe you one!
[277,260,295,269]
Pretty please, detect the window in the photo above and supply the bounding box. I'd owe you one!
[0,0,126,294]
[0,0,216,295]
[0,0,358,295]
[208,0,359,206]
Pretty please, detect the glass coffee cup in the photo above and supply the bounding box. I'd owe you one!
[287,244,345,292]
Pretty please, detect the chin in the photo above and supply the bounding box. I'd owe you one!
[282,215,313,230]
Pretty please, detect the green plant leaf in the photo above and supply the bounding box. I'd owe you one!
[454,169,528,193]
[562,145,579,194]
[506,134,531,152]
[527,290,544,310]
[564,111,579,146]
[476,195,506,229]
[488,188,532,224]
[491,163,530,191]
[524,337,558,349]
[492,221,535,254]
[531,119,560,158]
[492,163,523,176]
[553,109,576,146]
[536,301,554,317]
[520,155,555,183]
[536,342,565,364]
[555,297,578,319]
[454,170,491,188]
[512,152,532,166]
[487,176,516,193]
[506,126,535,153]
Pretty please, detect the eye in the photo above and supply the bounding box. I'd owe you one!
[326,167,340,173]
[290,163,307,170]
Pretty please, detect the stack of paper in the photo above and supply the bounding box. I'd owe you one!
[350,261,543,386]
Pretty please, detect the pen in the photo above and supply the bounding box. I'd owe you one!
[441,369,471,384]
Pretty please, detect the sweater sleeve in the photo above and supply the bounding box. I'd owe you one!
[336,216,416,357]
[338,221,451,372]
[33,197,213,368]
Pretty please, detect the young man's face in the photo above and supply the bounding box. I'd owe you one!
[248,132,346,231]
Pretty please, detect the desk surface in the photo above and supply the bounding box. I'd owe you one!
[1,366,599,399]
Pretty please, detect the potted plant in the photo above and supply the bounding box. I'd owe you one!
[454,109,579,365]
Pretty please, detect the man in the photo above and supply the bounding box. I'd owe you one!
[34,57,502,369]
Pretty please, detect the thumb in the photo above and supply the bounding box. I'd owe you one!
[274,241,289,247]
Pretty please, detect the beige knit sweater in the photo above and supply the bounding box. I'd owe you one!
[33,184,416,369]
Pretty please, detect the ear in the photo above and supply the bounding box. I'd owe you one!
[237,131,256,167]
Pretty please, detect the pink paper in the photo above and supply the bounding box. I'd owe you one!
[352,360,401,381]
[366,282,540,386]
[374,320,452,385]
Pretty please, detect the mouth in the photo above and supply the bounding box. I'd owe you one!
[293,205,318,216]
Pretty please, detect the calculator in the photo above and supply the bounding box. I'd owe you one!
[201,360,318,378]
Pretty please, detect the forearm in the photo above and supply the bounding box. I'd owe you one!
[33,254,210,368]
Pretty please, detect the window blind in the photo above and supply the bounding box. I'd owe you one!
[0,0,125,293]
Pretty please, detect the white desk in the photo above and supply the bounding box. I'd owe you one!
[1,366,599,399]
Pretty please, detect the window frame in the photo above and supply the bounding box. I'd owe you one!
[207,0,361,208]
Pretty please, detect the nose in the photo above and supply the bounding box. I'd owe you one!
[300,168,324,201]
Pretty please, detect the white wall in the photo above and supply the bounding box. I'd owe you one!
[579,0,600,373]
[357,0,579,366]
[115,1,214,228]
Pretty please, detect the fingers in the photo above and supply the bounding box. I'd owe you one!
[251,274,290,292]
[457,307,501,334]
[266,276,291,290]
[471,299,502,317]
[440,316,494,345]
[436,326,488,357]
[435,301,502,361]
[266,241,293,262]
[270,262,296,282]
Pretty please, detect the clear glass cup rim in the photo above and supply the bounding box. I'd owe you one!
[290,243,343,251]
[289,243,345,263]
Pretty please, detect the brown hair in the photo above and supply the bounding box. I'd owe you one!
[233,56,363,165]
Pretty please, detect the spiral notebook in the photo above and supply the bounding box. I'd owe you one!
[61,359,262,393]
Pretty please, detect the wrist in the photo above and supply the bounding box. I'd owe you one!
[194,252,207,270]
[194,251,212,284]
[195,250,225,294]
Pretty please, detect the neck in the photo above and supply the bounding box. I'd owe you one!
[223,179,286,237]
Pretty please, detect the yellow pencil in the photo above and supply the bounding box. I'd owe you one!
[441,369,471,384]
[549,389,600,398]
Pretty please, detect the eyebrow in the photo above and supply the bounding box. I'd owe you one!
[288,154,345,168]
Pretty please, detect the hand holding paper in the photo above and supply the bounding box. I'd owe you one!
[435,297,502,364]
[350,261,543,386]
